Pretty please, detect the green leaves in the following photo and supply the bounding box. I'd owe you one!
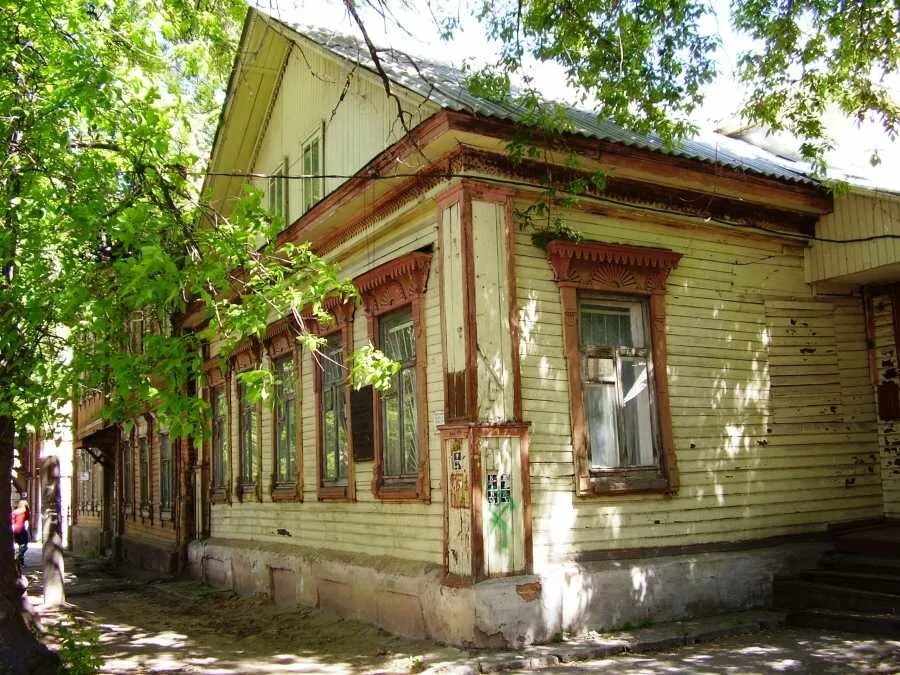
[457,0,897,171]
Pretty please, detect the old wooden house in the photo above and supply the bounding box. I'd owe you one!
[71,7,900,646]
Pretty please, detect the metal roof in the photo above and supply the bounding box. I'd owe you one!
[265,13,818,187]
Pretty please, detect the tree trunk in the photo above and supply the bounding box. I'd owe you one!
[40,456,64,608]
[0,416,59,674]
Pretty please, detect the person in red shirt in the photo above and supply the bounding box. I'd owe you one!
[11,499,30,571]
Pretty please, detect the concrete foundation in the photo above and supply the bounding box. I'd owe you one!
[119,536,178,575]
[70,525,105,557]
[187,538,828,648]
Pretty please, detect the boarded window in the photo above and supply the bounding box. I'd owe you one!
[320,334,348,483]
[580,297,658,469]
[380,307,418,478]
[273,356,297,483]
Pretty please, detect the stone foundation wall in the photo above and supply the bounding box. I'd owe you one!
[187,537,828,648]
[188,538,475,645]
[476,540,829,646]
[70,525,105,557]
[120,535,179,575]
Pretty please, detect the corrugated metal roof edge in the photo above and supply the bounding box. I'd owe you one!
[258,8,823,190]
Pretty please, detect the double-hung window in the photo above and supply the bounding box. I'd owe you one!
[545,239,681,496]
[138,434,149,510]
[273,355,297,485]
[238,380,259,488]
[122,440,133,513]
[356,251,431,501]
[302,130,323,213]
[159,432,173,516]
[211,386,228,491]
[380,307,418,480]
[320,334,348,485]
[268,160,288,222]
[580,297,657,469]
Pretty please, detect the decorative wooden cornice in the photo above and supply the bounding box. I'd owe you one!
[231,338,261,372]
[203,356,226,387]
[355,252,432,317]
[265,316,300,359]
[298,296,356,336]
[546,240,682,294]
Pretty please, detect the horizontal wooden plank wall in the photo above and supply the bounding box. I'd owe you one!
[252,43,437,226]
[870,292,900,517]
[805,191,900,283]
[515,207,882,568]
[209,214,446,565]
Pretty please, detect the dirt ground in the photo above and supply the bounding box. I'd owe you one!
[19,550,900,674]
[24,552,467,674]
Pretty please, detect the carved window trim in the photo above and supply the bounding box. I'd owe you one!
[356,252,431,502]
[311,299,356,502]
[546,239,681,497]
[231,340,262,501]
[265,317,303,502]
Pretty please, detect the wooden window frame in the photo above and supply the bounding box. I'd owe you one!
[312,300,355,501]
[267,158,289,221]
[301,125,324,214]
[266,317,303,502]
[356,252,431,502]
[159,430,174,520]
[232,340,262,501]
[205,356,230,504]
[138,430,150,517]
[545,239,681,497]
[122,432,134,517]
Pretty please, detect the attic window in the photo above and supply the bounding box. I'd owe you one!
[268,159,288,221]
[302,128,323,213]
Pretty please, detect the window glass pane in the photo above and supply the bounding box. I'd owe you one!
[382,309,414,362]
[380,308,417,479]
[275,357,296,482]
[320,335,347,483]
[160,433,171,508]
[123,442,133,503]
[303,135,322,211]
[580,304,632,347]
[585,383,620,468]
[401,369,418,475]
[383,389,400,476]
[239,382,257,483]
[139,436,148,505]
[621,357,656,466]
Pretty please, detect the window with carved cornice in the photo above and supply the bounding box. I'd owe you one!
[546,239,681,496]
[356,252,431,502]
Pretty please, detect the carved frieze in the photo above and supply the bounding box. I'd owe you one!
[545,240,681,294]
[355,251,432,317]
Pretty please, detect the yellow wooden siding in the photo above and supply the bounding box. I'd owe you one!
[870,293,900,517]
[209,213,445,564]
[806,192,900,283]
[516,209,882,568]
[253,44,438,225]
